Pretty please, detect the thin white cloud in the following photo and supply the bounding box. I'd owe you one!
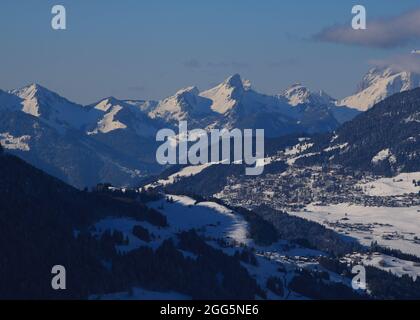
[370,53,420,73]
[315,8,420,48]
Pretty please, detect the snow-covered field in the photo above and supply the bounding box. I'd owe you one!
[144,163,214,189]
[359,172,420,196]
[290,203,420,256]
[344,252,420,281]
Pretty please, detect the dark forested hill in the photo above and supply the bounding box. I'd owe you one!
[0,146,263,299]
[297,88,420,175]
[0,145,169,298]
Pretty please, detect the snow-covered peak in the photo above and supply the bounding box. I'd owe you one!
[282,83,335,107]
[92,97,125,112]
[88,97,160,136]
[9,83,93,131]
[242,79,252,90]
[339,67,420,111]
[88,98,127,135]
[200,74,245,114]
[11,83,47,98]
[89,96,155,116]
[223,74,244,90]
[10,83,53,117]
[282,83,311,106]
[357,67,407,92]
[175,86,200,96]
[149,85,212,122]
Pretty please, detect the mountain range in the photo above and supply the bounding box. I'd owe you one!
[0,66,419,188]
[157,86,420,204]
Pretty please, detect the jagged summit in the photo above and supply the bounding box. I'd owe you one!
[200,74,246,114]
[282,83,335,107]
[282,83,312,106]
[175,86,200,96]
[8,83,92,129]
[10,83,60,104]
[223,74,244,90]
[339,67,420,111]
[149,84,213,123]
[91,96,127,112]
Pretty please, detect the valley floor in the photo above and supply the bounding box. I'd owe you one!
[290,204,420,257]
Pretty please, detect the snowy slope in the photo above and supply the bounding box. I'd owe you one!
[290,203,420,256]
[92,194,250,255]
[281,83,359,125]
[282,83,335,107]
[88,98,127,134]
[144,163,215,189]
[149,195,250,245]
[9,84,97,131]
[339,67,420,111]
[149,86,215,125]
[359,172,420,196]
[201,74,293,117]
[88,97,160,137]
[344,252,420,281]
[200,74,246,114]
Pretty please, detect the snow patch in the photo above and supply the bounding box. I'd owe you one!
[324,143,348,152]
[0,132,31,151]
[285,142,314,156]
[144,163,214,189]
[372,149,394,165]
[88,105,127,134]
[287,152,320,166]
[200,74,243,114]
[360,172,420,196]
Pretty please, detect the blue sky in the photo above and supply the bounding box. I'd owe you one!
[1,0,420,104]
